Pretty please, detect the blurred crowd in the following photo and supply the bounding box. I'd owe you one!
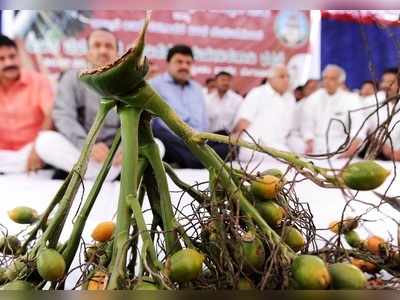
[0,28,399,180]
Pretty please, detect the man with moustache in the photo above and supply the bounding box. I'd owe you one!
[151,44,230,168]
[0,35,54,174]
[205,71,242,135]
[35,28,123,180]
[232,64,296,162]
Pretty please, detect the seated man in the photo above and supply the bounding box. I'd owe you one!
[232,64,296,162]
[288,84,308,154]
[363,68,400,160]
[205,71,242,135]
[0,35,54,174]
[36,28,122,180]
[300,64,365,157]
[150,44,230,168]
[202,77,216,97]
[359,80,376,99]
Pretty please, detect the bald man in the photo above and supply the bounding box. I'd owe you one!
[301,64,365,158]
[232,64,296,162]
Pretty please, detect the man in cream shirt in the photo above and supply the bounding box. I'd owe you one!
[232,64,296,162]
[301,64,365,157]
[205,71,242,134]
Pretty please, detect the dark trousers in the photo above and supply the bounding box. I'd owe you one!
[152,123,232,169]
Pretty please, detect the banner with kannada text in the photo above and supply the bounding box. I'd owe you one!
[23,10,311,94]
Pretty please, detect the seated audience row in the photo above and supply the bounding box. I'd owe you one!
[1,30,400,179]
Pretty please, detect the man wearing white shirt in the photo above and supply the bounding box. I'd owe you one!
[363,68,400,160]
[288,79,321,153]
[288,90,308,153]
[206,71,243,134]
[301,65,365,157]
[359,80,376,98]
[232,64,296,162]
[202,77,216,98]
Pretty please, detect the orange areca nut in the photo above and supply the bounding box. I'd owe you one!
[365,236,386,255]
[351,258,379,274]
[91,221,116,242]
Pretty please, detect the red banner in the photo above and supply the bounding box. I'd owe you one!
[26,10,311,94]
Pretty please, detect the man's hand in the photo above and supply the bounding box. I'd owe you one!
[91,143,109,163]
[339,139,362,159]
[26,147,44,172]
[231,119,250,141]
[304,139,314,155]
[229,131,242,142]
[382,143,400,161]
[113,149,123,166]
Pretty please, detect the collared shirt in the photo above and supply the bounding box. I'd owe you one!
[150,72,208,131]
[235,83,296,156]
[205,90,243,132]
[0,70,54,150]
[301,88,365,153]
[363,91,400,149]
[53,69,120,149]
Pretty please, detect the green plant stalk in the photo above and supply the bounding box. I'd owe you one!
[143,157,181,255]
[137,241,148,278]
[196,132,340,185]
[21,172,73,254]
[124,83,328,184]
[129,170,162,272]
[209,168,225,233]
[199,141,296,260]
[106,182,130,288]
[126,182,146,278]
[142,169,194,252]
[126,157,149,279]
[62,129,121,270]
[37,99,116,251]
[201,149,296,261]
[207,151,255,230]
[128,192,162,269]
[163,162,209,207]
[129,174,163,269]
[142,169,163,232]
[107,105,141,289]
[204,144,245,187]
[77,16,298,259]
[139,115,181,256]
[108,105,162,289]
[124,84,295,260]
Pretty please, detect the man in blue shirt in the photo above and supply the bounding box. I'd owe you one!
[151,44,230,168]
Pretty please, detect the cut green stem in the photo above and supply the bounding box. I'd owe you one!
[139,114,181,256]
[62,129,121,269]
[37,99,116,251]
[107,105,141,289]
